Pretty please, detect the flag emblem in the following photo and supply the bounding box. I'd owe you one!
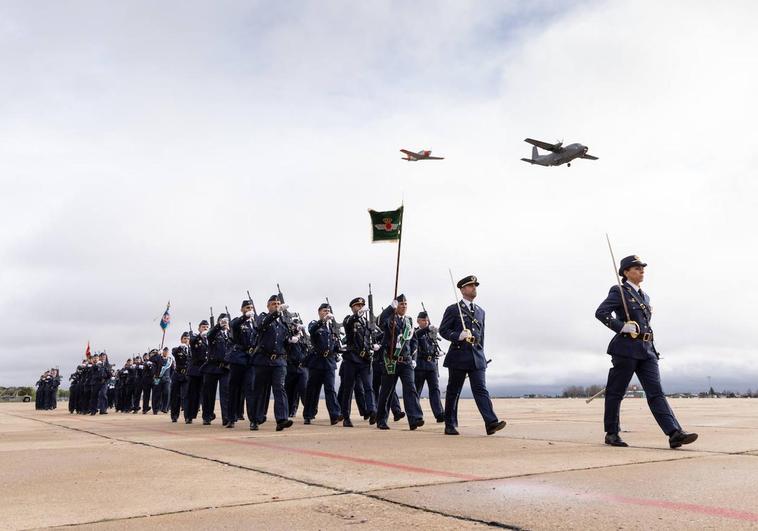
[369,207,403,242]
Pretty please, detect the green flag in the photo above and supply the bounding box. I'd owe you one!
[368,206,403,242]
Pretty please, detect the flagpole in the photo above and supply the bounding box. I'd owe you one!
[393,204,404,298]
[387,204,404,371]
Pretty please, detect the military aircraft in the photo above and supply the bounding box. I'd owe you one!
[520,138,598,167]
[400,149,444,161]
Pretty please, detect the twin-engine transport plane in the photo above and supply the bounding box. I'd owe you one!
[400,149,445,161]
[521,138,598,167]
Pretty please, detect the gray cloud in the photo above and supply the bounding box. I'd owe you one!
[1,0,756,392]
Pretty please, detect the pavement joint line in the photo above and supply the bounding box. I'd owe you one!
[6,413,524,530]
[25,492,348,530]
[361,452,709,494]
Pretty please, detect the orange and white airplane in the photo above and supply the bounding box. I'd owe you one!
[400,149,445,161]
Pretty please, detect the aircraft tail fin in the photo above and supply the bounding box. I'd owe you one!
[532,146,538,159]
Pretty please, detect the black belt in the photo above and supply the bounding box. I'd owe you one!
[425,356,435,362]
[625,332,653,342]
[262,351,287,361]
[321,351,334,358]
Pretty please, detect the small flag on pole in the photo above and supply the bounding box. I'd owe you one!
[160,302,171,330]
[368,206,403,242]
[85,341,91,359]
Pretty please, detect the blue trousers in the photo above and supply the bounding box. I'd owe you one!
[201,371,229,424]
[604,354,681,435]
[227,364,256,423]
[304,367,341,421]
[372,359,402,416]
[339,360,376,420]
[152,379,171,413]
[252,365,288,423]
[170,375,189,421]
[377,362,423,426]
[445,368,498,428]
[286,366,308,417]
[415,369,443,419]
[96,383,108,413]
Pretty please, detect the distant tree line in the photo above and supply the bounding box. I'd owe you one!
[562,384,605,398]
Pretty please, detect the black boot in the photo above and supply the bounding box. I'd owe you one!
[605,433,629,447]
[669,430,698,449]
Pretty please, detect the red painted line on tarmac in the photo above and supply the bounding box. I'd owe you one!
[57,415,482,481]
[604,494,758,523]
[223,437,483,481]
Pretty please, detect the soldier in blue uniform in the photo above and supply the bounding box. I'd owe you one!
[339,297,379,427]
[169,333,192,423]
[140,353,154,414]
[202,314,231,426]
[227,300,258,430]
[186,320,209,423]
[372,347,405,423]
[131,355,143,413]
[439,275,506,436]
[285,317,310,418]
[413,312,444,423]
[304,303,343,425]
[250,295,294,431]
[376,294,424,430]
[595,255,698,449]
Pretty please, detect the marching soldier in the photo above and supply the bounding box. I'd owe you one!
[202,314,231,426]
[413,311,444,423]
[169,333,192,423]
[340,297,378,426]
[304,303,343,425]
[131,356,143,413]
[227,300,258,430]
[595,255,698,449]
[285,316,310,418]
[376,295,424,430]
[372,346,405,423]
[250,295,294,431]
[140,353,154,413]
[186,321,209,423]
[439,275,506,436]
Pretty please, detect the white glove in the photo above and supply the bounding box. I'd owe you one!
[391,299,399,308]
[297,323,305,331]
[325,313,334,321]
[358,308,367,316]
[372,344,381,352]
[621,322,639,334]
[280,304,289,311]
[288,336,300,344]
[429,325,438,335]
[458,330,473,341]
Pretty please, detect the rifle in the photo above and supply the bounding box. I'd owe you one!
[224,305,232,339]
[276,284,295,328]
[421,302,443,357]
[246,290,258,320]
[325,297,345,350]
[188,322,193,340]
[209,306,215,328]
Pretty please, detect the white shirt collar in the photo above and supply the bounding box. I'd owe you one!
[626,281,641,292]
[460,299,475,311]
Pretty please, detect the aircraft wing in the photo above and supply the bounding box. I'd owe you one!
[400,149,419,159]
[524,138,561,152]
[580,153,598,160]
[426,156,444,160]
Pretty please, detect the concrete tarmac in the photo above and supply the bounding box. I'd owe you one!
[1,398,757,530]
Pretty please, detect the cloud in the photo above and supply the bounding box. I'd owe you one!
[1,0,756,392]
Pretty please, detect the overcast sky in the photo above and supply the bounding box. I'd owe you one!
[2,1,756,392]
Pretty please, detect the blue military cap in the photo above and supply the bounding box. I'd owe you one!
[396,293,407,302]
[618,255,647,276]
[349,297,365,308]
[417,311,428,319]
[318,303,330,311]
[199,320,209,326]
[457,275,479,289]
[181,332,190,339]
[241,299,254,308]
[268,295,280,303]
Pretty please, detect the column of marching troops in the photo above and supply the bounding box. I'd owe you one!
[63,275,506,435]
[34,369,61,410]
[57,264,700,447]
